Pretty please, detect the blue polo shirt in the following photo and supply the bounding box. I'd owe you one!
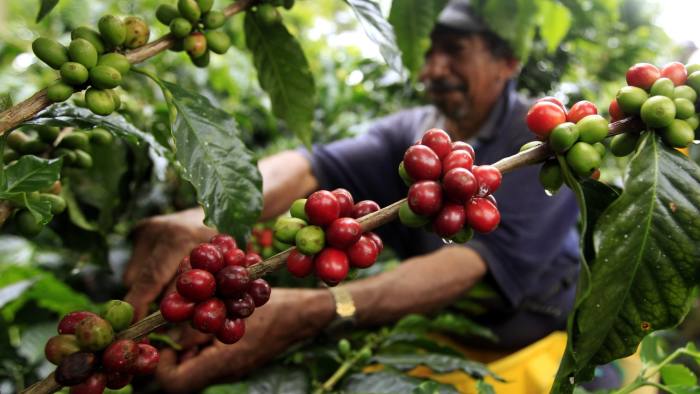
[304,81,580,349]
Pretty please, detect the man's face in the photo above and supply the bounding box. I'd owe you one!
[419,32,515,127]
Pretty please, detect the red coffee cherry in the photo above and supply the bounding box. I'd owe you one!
[351,200,380,219]
[326,217,362,248]
[407,180,443,216]
[160,292,196,323]
[217,318,246,344]
[608,99,624,122]
[176,256,192,275]
[131,344,160,375]
[432,203,467,238]
[224,293,255,318]
[660,61,687,86]
[58,311,99,335]
[190,243,224,273]
[466,198,500,233]
[69,372,106,394]
[403,145,442,181]
[258,229,273,248]
[216,265,250,298]
[192,298,227,334]
[626,62,660,90]
[248,279,271,307]
[177,269,216,302]
[315,248,349,286]
[305,190,341,226]
[420,128,452,159]
[224,248,246,266]
[451,141,475,159]
[286,248,315,277]
[244,252,262,267]
[105,372,132,390]
[347,235,379,268]
[567,100,598,123]
[332,188,355,217]
[102,339,138,373]
[472,165,502,196]
[364,232,384,253]
[536,96,567,113]
[442,150,474,174]
[442,168,477,203]
[210,234,237,254]
[526,101,567,137]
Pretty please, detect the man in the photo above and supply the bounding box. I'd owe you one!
[123,1,582,391]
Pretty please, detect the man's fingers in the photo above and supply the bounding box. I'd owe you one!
[157,345,227,393]
[123,279,162,321]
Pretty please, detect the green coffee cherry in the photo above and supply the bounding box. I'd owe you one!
[592,142,606,159]
[37,126,60,143]
[32,38,69,69]
[450,227,473,243]
[197,0,214,13]
[295,225,325,255]
[4,149,19,163]
[661,119,694,148]
[90,65,122,89]
[124,16,150,49]
[686,114,699,130]
[203,10,225,29]
[674,85,697,103]
[357,348,372,362]
[184,32,207,58]
[283,0,295,9]
[102,300,134,331]
[191,50,210,68]
[85,88,115,116]
[398,161,413,186]
[687,64,700,75]
[566,142,601,177]
[44,335,81,365]
[41,194,66,214]
[274,217,307,243]
[687,71,700,95]
[548,122,578,153]
[649,77,675,98]
[157,5,181,25]
[519,140,543,152]
[75,316,114,351]
[272,238,292,252]
[616,86,648,115]
[338,339,351,356]
[71,27,106,54]
[170,17,193,38]
[398,201,429,228]
[68,38,98,69]
[52,148,77,165]
[47,82,75,103]
[290,199,308,221]
[674,98,695,120]
[640,95,676,128]
[89,128,113,145]
[7,130,29,151]
[98,15,126,48]
[18,139,49,155]
[178,0,202,23]
[60,62,89,86]
[16,210,43,237]
[97,53,130,75]
[539,159,563,194]
[74,149,94,168]
[205,31,230,55]
[261,246,274,259]
[577,115,608,144]
[110,90,121,111]
[59,132,90,150]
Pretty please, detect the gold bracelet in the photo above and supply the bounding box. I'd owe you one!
[324,286,357,336]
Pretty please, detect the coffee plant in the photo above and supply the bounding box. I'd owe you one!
[1,0,699,394]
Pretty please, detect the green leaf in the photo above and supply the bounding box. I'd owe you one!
[342,371,457,394]
[476,380,495,394]
[203,383,249,394]
[244,365,307,394]
[539,0,572,53]
[17,322,55,365]
[555,133,700,391]
[579,179,620,263]
[639,332,667,367]
[413,380,456,394]
[244,11,316,148]
[474,0,541,62]
[23,191,53,225]
[0,235,35,265]
[36,0,60,22]
[1,156,61,193]
[162,81,263,239]
[371,353,498,381]
[661,364,697,386]
[0,93,12,111]
[345,0,406,77]
[62,182,98,231]
[388,0,448,79]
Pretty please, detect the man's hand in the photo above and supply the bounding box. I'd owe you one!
[124,208,216,319]
[156,288,334,393]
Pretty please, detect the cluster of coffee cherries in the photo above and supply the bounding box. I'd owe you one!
[397,128,501,239]
[525,98,608,193]
[246,223,288,259]
[33,15,148,114]
[275,189,384,286]
[44,301,159,392]
[609,61,700,153]
[156,0,231,67]
[159,234,270,345]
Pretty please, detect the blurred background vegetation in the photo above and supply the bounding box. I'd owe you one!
[0,0,698,392]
